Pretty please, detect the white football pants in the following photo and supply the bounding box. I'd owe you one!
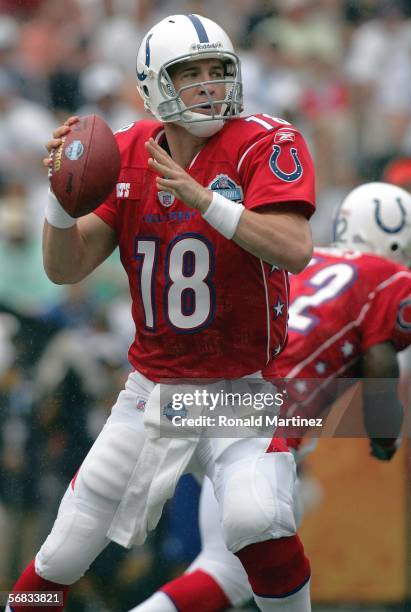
[34,370,298,584]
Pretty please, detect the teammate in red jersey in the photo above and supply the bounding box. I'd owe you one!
[130,181,411,611]
[9,14,315,612]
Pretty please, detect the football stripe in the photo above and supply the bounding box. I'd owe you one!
[187,14,209,42]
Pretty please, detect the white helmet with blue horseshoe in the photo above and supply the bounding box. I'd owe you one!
[333,181,411,266]
[136,14,242,137]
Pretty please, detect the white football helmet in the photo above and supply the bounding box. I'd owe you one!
[333,182,411,266]
[136,14,242,137]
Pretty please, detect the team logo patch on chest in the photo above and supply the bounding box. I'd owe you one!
[208,174,243,202]
[158,190,176,207]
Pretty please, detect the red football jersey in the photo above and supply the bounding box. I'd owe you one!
[94,115,315,380]
[266,247,411,418]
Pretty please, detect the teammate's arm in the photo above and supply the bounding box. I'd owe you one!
[146,138,312,274]
[360,341,403,461]
[42,117,118,285]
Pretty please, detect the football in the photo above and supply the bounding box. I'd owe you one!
[49,114,121,217]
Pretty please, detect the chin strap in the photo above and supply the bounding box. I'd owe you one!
[180,117,225,137]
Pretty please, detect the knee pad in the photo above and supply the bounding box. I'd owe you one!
[236,536,311,598]
[189,552,251,607]
[78,424,145,501]
[36,510,108,584]
[219,452,297,553]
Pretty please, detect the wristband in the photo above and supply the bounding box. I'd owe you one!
[45,188,76,229]
[202,192,245,239]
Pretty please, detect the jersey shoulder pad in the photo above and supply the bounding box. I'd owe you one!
[222,114,301,158]
[114,119,163,165]
[314,248,407,278]
[356,252,407,279]
[114,119,162,145]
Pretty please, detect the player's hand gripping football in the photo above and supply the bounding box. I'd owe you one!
[145,138,212,212]
[43,116,80,172]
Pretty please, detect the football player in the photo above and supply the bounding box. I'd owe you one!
[130,181,411,611]
[8,14,315,612]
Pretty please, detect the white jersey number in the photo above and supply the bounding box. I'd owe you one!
[136,234,214,332]
[246,114,291,130]
[288,263,356,333]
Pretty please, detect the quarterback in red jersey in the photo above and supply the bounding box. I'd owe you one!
[96,112,314,381]
[9,14,315,612]
[130,181,411,612]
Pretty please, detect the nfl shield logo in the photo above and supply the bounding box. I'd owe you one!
[136,399,146,411]
[158,191,176,207]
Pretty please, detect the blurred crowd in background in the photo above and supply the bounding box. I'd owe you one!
[1,0,411,609]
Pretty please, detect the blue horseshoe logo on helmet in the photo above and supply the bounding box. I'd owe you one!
[269,145,303,182]
[397,297,411,330]
[373,197,407,233]
[137,33,153,82]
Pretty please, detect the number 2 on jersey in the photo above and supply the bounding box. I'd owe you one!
[288,262,356,333]
[135,234,215,332]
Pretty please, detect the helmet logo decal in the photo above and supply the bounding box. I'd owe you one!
[190,41,222,51]
[397,297,411,331]
[373,197,407,234]
[269,145,303,182]
[137,33,153,82]
[187,14,209,43]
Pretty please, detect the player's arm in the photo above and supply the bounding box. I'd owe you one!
[228,204,312,274]
[42,117,118,284]
[43,214,117,284]
[360,341,403,461]
[146,139,312,273]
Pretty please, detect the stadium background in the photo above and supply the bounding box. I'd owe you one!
[0,0,410,609]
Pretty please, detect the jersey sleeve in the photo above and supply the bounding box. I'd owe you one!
[360,271,411,352]
[238,127,316,218]
[93,188,118,233]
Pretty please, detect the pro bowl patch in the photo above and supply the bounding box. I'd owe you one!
[65,140,84,161]
[208,174,243,202]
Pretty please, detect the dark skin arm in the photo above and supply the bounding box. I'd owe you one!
[360,341,403,461]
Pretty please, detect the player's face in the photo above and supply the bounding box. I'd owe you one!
[169,58,226,116]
